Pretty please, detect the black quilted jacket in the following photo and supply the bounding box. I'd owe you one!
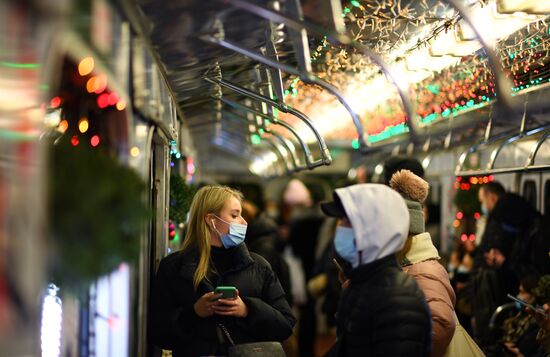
[150,244,296,357]
[325,255,432,357]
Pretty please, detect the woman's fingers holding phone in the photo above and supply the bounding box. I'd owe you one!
[213,295,248,318]
[194,292,223,318]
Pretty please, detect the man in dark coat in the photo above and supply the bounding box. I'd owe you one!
[472,182,550,349]
[321,184,432,357]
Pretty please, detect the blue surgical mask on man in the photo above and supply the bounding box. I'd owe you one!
[481,204,489,216]
[334,226,357,265]
[212,215,247,249]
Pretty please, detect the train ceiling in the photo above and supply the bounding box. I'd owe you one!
[134,0,550,176]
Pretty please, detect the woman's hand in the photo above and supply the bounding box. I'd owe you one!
[213,290,248,318]
[194,292,223,318]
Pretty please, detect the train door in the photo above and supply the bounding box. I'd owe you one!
[145,129,171,356]
[542,173,550,216]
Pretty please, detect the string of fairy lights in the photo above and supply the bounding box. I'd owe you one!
[281,0,550,145]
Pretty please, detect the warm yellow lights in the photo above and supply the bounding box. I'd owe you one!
[430,32,482,57]
[58,120,68,133]
[130,147,140,157]
[78,57,94,76]
[78,118,89,133]
[116,100,127,111]
[87,75,107,94]
[496,0,550,14]
[464,2,542,42]
[430,2,542,57]
[405,48,460,72]
[86,77,97,93]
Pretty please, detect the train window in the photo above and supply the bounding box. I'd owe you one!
[522,180,537,209]
[545,180,550,216]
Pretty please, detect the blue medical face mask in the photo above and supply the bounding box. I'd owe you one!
[334,226,356,265]
[514,294,525,310]
[481,204,489,216]
[212,215,247,249]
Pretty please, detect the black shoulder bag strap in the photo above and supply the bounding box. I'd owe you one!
[217,323,235,347]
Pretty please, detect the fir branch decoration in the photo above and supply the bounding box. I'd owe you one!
[49,144,149,289]
[169,174,197,224]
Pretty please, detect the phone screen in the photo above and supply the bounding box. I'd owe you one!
[332,258,345,275]
[507,294,549,318]
[215,286,237,299]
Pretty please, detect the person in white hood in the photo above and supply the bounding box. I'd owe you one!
[321,183,432,357]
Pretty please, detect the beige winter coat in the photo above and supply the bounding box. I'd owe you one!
[402,233,457,357]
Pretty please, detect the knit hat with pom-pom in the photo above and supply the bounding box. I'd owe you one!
[389,169,429,234]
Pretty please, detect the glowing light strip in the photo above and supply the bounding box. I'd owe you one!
[41,284,62,357]
[0,61,40,69]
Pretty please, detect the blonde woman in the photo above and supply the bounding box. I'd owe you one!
[151,186,295,357]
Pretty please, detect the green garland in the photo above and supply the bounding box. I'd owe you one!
[49,143,149,290]
[169,174,197,224]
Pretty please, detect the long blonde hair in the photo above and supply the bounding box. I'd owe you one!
[181,185,243,290]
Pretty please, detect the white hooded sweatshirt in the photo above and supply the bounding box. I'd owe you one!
[335,184,410,268]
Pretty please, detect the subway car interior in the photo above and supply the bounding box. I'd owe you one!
[1,0,550,356]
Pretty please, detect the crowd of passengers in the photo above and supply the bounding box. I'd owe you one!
[151,156,550,357]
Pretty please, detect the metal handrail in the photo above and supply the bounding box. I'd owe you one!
[205,77,332,168]
[202,35,368,149]
[224,0,421,147]
[221,98,312,169]
[222,109,302,172]
[263,136,293,175]
[454,126,550,176]
[528,131,550,167]
[223,109,304,171]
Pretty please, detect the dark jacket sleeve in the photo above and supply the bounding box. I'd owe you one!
[238,261,296,341]
[150,258,198,350]
[323,339,341,357]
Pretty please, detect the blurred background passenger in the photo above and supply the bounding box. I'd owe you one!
[472,183,550,349]
[487,275,541,357]
[383,155,426,185]
[242,200,292,304]
[279,179,325,357]
[448,234,476,334]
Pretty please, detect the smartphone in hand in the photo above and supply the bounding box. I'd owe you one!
[507,294,549,318]
[214,286,237,300]
[332,258,345,275]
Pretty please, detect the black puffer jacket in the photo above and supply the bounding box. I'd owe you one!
[151,243,296,357]
[325,255,432,357]
[245,215,292,303]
